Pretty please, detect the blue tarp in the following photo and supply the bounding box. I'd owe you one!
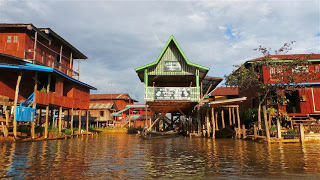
[15,106,35,122]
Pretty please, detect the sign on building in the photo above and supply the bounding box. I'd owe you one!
[164,61,181,72]
[155,87,191,100]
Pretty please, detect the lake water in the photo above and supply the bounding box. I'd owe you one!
[1,134,320,179]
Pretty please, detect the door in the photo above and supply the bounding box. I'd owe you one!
[312,88,320,112]
[285,90,301,113]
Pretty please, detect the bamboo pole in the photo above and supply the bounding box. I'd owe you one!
[236,106,241,139]
[277,119,281,139]
[206,109,210,137]
[31,72,37,139]
[232,107,236,125]
[86,110,89,133]
[78,110,81,134]
[58,106,62,135]
[300,124,305,143]
[263,106,270,142]
[221,109,225,129]
[71,108,74,135]
[253,123,258,139]
[211,107,215,139]
[215,111,218,130]
[45,105,49,138]
[228,108,232,125]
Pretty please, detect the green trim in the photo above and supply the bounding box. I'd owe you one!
[196,69,199,88]
[144,69,148,87]
[135,35,210,72]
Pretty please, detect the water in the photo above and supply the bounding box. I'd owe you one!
[1,134,320,179]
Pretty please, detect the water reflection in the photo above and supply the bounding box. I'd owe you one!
[1,135,320,179]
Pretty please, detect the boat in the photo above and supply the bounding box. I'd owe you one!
[139,130,179,139]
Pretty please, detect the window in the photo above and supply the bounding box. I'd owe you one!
[293,65,308,73]
[7,36,12,43]
[315,66,319,72]
[100,111,104,117]
[13,36,18,43]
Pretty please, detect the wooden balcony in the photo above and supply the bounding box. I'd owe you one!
[144,86,199,102]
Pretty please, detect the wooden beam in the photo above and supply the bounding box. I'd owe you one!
[58,106,62,135]
[221,109,225,129]
[215,111,218,130]
[86,110,89,133]
[148,116,161,131]
[211,107,215,139]
[253,123,258,139]
[277,119,281,139]
[33,31,37,61]
[206,109,210,137]
[236,106,241,139]
[71,108,74,135]
[31,72,37,139]
[242,124,246,139]
[232,107,236,125]
[197,105,201,135]
[45,105,49,138]
[78,110,81,134]
[263,106,270,142]
[300,124,305,143]
[228,108,232,125]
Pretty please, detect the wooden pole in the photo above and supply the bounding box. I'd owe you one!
[232,107,236,125]
[236,106,241,139]
[221,109,225,129]
[5,111,9,128]
[215,111,218,130]
[13,71,22,139]
[78,110,81,134]
[242,124,246,139]
[45,105,49,138]
[253,123,258,139]
[277,119,281,139]
[31,72,37,139]
[58,106,62,135]
[86,110,89,133]
[300,124,305,143]
[71,108,74,135]
[206,109,210,137]
[197,105,201,135]
[228,108,232,125]
[211,107,215,139]
[263,106,270,142]
[1,122,8,140]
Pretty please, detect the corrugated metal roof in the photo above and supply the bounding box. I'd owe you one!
[90,93,138,102]
[211,87,239,96]
[247,54,320,62]
[89,103,114,109]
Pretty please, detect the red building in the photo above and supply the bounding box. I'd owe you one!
[239,54,320,120]
[0,24,96,139]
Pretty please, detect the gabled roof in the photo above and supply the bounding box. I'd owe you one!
[135,35,210,72]
[211,87,239,96]
[89,102,117,110]
[246,54,320,63]
[90,93,138,102]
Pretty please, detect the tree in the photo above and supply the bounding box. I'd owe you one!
[225,42,319,129]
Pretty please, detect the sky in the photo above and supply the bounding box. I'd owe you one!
[0,0,319,103]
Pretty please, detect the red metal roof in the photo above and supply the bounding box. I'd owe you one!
[211,87,239,96]
[248,54,320,62]
[90,94,138,102]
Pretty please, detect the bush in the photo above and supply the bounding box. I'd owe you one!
[240,108,258,126]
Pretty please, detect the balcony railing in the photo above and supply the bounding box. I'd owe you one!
[24,49,79,78]
[145,86,200,102]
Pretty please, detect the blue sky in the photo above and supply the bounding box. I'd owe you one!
[0,0,319,102]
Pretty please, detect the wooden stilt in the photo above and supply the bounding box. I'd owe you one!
[58,106,62,135]
[242,124,246,139]
[197,105,201,135]
[277,119,281,139]
[263,106,270,142]
[221,109,225,129]
[86,110,89,133]
[211,107,215,139]
[206,109,210,137]
[228,108,232,125]
[300,124,305,143]
[236,106,241,139]
[78,110,81,134]
[232,107,236,125]
[45,105,49,138]
[30,72,38,139]
[215,111,218,130]
[1,122,8,140]
[253,123,258,139]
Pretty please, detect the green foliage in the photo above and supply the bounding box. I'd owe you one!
[240,108,258,125]
[49,127,59,133]
[267,107,277,117]
[64,129,72,135]
[40,87,47,93]
[286,129,298,134]
[18,125,30,134]
[277,110,291,122]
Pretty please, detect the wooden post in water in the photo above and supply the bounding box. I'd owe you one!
[215,111,218,130]
[242,124,246,139]
[206,109,210,137]
[71,108,74,135]
[232,107,236,125]
[45,105,49,138]
[86,110,89,133]
[1,122,8,140]
[221,109,225,129]
[277,119,281,139]
[78,110,81,134]
[253,123,258,139]
[4,111,9,140]
[228,108,232,125]
[236,106,241,139]
[263,106,270,142]
[300,124,305,143]
[13,71,22,139]
[211,107,215,139]
[197,105,201,136]
[58,106,62,135]
[31,72,37,139]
